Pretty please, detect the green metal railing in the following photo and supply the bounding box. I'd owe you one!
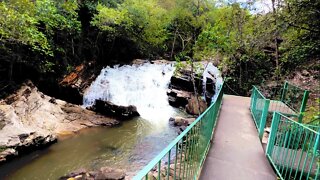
[258,81,309,122]
[266,112,320,180]
[250,82,309,140]
[133,83,224,180]
[250,86,270,139]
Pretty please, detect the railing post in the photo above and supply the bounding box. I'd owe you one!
[315,133,320,180]
[266,112,280,156]
[250,86,254,108]
[298,90,309,123]
[251,87,257,113]
[259,99,270,140]
[280,81,288,102]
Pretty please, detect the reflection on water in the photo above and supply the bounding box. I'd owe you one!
[0,117,181,179]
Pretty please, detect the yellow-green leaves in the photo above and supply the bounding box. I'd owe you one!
[91,0,171,50]
[92,3,130,32]
[0,0,80,56]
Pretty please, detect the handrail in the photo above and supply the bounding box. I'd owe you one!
[250,82,309,140]
[133,83,224,180]
[250,86,270,139]
[266,112,319,180]
[255,81,309,123]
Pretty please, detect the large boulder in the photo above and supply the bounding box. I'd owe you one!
[0,132,57,164]
[186,95,207,115]
[169,69,203,93]
[167,62,217,113]
[204,77,216,103]
[89,100,140,120]
[167,89,191,108]
[56,62,101,104]
[0,81,120,164]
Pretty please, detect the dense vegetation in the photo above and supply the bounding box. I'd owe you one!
[0,0,319,96]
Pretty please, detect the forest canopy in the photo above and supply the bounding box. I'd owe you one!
[0,0,319,94]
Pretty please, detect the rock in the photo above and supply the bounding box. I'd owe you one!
[169,70,203,93]
[185,96,207,115]
[57,62,101,104]
[204,77,216,103]
[147,172,157,180]
[0,148,17,163]
[301,70,310,77]
[151,60,173,65]
[60,167,125,180]
[0,81,120,164]
[131,59,149,65]
[59,168,88,180]
[167,61,217,111]
[169,116,195,126]
[89,100,140,120]
[96,167,125,180]
[167,89,191,108]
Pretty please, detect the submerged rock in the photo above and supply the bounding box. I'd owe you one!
[60,167,125,180]
[89,100,140,120]
[0,81,120,164]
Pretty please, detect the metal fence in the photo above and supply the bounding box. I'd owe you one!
[266,112,320,180]
[250,82,309,140]
[250,86,270,139]
[257,81,309,122]
[133,83,224,180]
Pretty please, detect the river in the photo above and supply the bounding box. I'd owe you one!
[0,62,222,179]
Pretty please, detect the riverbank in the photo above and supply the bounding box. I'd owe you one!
[0,81,120,164]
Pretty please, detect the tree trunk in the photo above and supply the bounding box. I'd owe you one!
[272,0,280,79]
[190,58,201,116]
[170,28,178,59]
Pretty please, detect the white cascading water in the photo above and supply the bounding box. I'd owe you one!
[83,62,223,125]
[83,63,176,124]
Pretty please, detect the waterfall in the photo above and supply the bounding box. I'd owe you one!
[202,62,223,102]
[83,62,223,124]
[83,63,176,123]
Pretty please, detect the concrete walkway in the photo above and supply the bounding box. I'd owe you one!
[200,95,277,180]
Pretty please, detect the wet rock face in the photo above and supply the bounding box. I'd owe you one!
[89,100,140,120]
[59,167,125,180]
[167,63,215,115]
[0,81,120,164]
[57,62,102,104]
[169,69,203,93]
[186,95,207,115]
[167,89,191,108]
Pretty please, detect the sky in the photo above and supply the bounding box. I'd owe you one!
[218,0,273,14]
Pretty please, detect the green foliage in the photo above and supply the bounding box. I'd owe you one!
[0,0,319,97]
[0,0,80,56]
[91,3,130,32]
[304,98,320,124]
[0,0,51,55]
[91,0,172,53]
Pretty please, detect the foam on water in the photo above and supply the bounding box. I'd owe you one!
[83,63,176,124]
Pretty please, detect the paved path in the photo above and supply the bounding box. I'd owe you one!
[200,95,277,180]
